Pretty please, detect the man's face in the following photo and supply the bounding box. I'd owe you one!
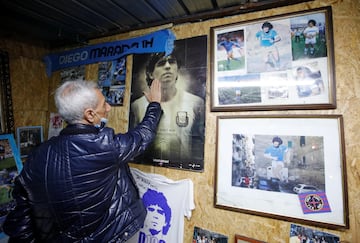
[273,141,280,148]
[150,56,178,87]
[93,89,111,123]
[144,204,167,235]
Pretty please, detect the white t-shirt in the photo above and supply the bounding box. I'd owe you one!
[126,168,195,243]
[303,26,319,44]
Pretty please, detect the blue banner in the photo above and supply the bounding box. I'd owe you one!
[43,29,176,76]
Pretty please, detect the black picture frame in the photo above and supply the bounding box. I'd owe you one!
[128,36,207,171]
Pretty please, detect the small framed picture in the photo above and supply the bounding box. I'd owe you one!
[289,224,340,242]
[16,126,43,158]
[0,134,22,239]
[193,226,228,243]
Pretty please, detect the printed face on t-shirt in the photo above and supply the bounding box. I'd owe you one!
[145,204,167,235]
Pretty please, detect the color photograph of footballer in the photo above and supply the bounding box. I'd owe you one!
[290,12,327,60]
[216,30,245,72]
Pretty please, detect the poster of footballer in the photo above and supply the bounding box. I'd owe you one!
[129,35,207,172]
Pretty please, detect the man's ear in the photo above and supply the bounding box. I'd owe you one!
[84,108,96,123]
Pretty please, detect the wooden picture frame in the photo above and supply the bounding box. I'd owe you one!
[215,115,348,229]
[210,7,335,111]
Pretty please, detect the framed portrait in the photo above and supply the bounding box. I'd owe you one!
[210,7,335,111]
[193,226,228,243]
[16,126,43,158]
[128,35,207,171]
[0,134,22,239]
[235,234,266,243]
[215,115,348,229]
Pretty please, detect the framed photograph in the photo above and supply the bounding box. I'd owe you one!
[210,7,335,111]
[235,234,266,243]
[129,36,207,171]
[290,224,340,243]
[0,134,22,239]
[194,226,228,243]
[215,115,348,229]
[16,126,43,158]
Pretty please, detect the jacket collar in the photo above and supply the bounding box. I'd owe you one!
[60,123,99,135]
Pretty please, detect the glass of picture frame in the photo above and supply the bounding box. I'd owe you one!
[210,7,335,111]
[215,114,348,229]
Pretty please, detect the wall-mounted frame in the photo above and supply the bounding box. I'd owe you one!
[210,7,335,111]
[235,234,266,243]
[215,115,348,229]
[0,134,22,239]
[129,36,207,171]
[16,126,43,158]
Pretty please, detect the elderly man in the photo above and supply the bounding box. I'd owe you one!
[3,79,162,242]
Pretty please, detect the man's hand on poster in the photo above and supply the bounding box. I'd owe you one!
[144,79,162,103]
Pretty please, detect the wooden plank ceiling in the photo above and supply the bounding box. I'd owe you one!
[0,0,312,48]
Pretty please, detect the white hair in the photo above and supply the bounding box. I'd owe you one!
[55,80,99,124]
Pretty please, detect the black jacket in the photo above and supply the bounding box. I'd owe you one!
[3,102,162,243]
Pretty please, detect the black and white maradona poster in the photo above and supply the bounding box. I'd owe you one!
[129,35,207,172]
